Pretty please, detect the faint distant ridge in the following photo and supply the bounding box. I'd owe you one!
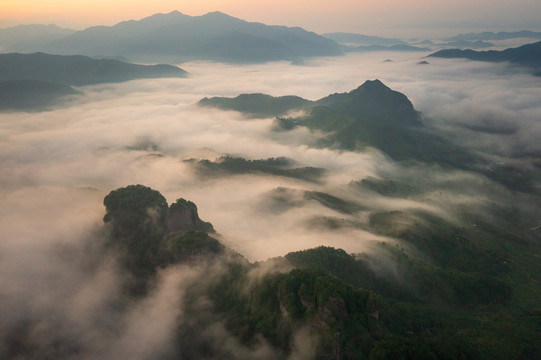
[438,40,494,49]
[321,32,431,53]
[0,24,75,53]
[446,30,541,42]
[39,10,342,63]
[322,32,406,46]
[347,44,430,53]
[0,52,187,86]
[428,41,541,75]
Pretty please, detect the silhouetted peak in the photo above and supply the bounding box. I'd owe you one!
[202,11,235,19]
[145,10,189,19]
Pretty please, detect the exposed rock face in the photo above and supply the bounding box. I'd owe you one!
[167,198,215,234]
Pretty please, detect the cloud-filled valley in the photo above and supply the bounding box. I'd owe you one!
[1,49,541,359]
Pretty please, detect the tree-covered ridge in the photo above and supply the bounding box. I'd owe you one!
[199,93,312,117]
[262,187,364,215]
[94,185,541,359]
[185,156,326,183]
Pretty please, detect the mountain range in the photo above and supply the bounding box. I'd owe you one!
[445,30,541,42]
[322,32,406,46]
[1,11,343,63]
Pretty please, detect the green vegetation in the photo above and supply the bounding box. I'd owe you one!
[262,187,364,214]
[97,185,541,359]
[199,80,537,192]
[185,156,325,183]
[200,80,476,169]
[102,185,222,293]
[352,177,419,197]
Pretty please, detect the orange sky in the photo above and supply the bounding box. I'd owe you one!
[1,0,540,37]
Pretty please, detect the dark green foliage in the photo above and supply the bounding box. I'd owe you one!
[368,336,481,360]
[352,177,418,197]
[202,266,376,359]
[299,105,472,166]
[186,156,325,183]
[103,184,168,237]
[157,231,224,266]
[483,164,539,193]
[96,185,541,359]
[284,247,410,300]
[263,187,363,215]
[303,191,364,214]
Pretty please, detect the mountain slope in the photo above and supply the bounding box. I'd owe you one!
[0,79,77,111]
[0,52,187,86]
[40,11,342,63]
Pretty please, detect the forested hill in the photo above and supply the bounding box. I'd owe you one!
[6,184,538,359]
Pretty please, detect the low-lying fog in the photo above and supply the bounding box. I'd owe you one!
[1,51,540,260]
[2,50,541,359]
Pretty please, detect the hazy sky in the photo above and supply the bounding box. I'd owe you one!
[1,0,541,37]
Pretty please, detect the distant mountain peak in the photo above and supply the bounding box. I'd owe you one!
[200,11,239,20]
[359,79,387,90]
[204,11,229,16]
[348,79,395,98]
